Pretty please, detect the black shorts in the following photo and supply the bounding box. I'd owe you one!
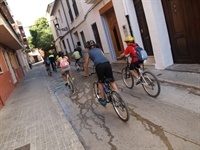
[96,62,114,83]
[75,59,80,64]
[129,61,143,71]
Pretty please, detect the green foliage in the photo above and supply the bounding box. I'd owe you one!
[28,17,55,51]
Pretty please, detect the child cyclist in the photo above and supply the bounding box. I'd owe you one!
[84,40,118,106]
[57,51,74,86]
[117,36,144,84]
[72,48,81,70]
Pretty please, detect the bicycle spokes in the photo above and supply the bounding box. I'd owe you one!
[141,71,161,97]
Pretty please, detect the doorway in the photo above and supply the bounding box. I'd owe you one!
[133,0,153,55]
[162,0,200,63]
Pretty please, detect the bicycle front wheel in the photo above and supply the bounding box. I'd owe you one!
[111,91,129,122]
[122,68,134,89]
[68,76,75,93]
[141,71,161,97]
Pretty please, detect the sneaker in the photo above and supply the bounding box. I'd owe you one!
[98,98,107,106]
[135,78,141,85]
[65,82,68,86]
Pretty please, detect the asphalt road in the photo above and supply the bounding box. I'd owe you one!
[45,64,200,150]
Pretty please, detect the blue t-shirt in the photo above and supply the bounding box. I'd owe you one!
[88,48,109,66]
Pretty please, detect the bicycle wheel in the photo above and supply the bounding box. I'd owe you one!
[93,81,100,99]
[141,71,161,97]
[79,62,84,71]
[121,67,134,89]
[47,68,52,76]
[68,76,75,93]
[111,91,129,122]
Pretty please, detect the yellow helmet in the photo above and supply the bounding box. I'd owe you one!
[124,36,134,42]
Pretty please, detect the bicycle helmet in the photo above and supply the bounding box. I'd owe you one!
[86,40,96,48]
[124,36,134,42]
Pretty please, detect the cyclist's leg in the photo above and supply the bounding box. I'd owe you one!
[50,61,55,71]
[104,63,119,92]
[96,64,106,100]
[61,69,68,84]
[129,62,140,78]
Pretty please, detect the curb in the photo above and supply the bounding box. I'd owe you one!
[112,69,200,90]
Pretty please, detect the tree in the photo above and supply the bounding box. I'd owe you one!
[28,17,55,51]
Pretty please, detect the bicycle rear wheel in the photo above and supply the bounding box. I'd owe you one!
[68,76,75,93]
[111,91,129,122]
[93,81,100,99]
[122,67,134,89]
[141,71,161,97]
[47,68,52,76]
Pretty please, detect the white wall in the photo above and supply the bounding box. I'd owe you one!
[48,0,174,69]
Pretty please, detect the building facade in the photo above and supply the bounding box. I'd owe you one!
[0,0,29,109]
[47,0,200,69]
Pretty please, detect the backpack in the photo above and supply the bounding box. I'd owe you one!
[46,58,50,65]
[60,57,69,68]
[135,46,148,61]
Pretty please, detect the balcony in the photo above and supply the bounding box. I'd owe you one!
[85,0,99,4]
[0,19,23,50]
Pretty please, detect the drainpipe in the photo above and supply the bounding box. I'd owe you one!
[122,1,133,36]
[60,0,75,49]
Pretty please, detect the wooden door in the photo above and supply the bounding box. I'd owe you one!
[162,0,200,63]
[105,8,124,57]
[133,0,153,55]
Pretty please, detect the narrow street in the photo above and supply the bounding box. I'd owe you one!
[44,63,200,150]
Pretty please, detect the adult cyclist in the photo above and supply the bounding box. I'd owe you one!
[84,40,118,106]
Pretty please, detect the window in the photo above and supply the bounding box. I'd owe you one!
[91,23,103,51]
[80,31,86,48]
[62,40,66,49]
[66,0,74,22]
[72,0,79,17]
[58,9,63,23]
[66,39,72,53]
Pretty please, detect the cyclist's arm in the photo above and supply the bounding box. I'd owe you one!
[117,53,126,60]
[84,53,90,77]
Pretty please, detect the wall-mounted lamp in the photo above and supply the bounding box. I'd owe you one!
[54,23,68,31]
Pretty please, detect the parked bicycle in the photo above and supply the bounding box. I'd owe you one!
[120,56,161,97]
[93,78,130,122]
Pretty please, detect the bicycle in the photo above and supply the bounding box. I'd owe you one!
[93,78,130,122]
[64,70,75,93]
[46,65,52,76]
[76,58,84,71]
[121,56,161,98]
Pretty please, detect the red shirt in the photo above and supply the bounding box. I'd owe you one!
[123,43,138,62]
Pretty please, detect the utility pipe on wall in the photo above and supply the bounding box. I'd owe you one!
[122,0,133,36]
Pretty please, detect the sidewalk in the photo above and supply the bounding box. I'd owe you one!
[0,65,84,150]
[111,63,200,90]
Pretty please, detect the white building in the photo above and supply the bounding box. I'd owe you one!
[46,0,200,69]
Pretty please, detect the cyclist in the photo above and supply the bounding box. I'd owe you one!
[48,50,57,72]
[57,51,74,86]
[117,35,143,85]
[84,40,118,106]
[44,56,52,75]
[72,48,81,70]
